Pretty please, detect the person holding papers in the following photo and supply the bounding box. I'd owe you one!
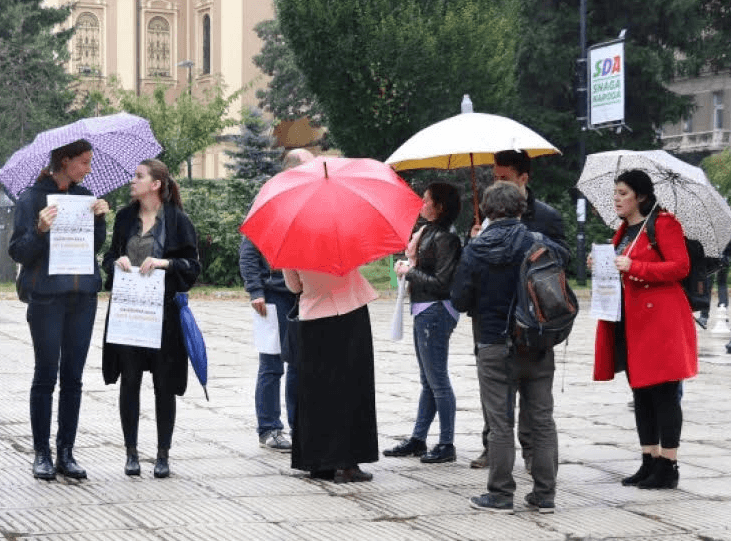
[592,169,697,490]
[102,158,200,479]
[9,139,109,480]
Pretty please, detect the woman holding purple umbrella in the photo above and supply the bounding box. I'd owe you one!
[9,139,110,480]
[101,159,200,479]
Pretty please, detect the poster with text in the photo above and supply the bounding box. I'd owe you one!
[47,194,95,275]
[589,40,625,126]
[106,267,165,349]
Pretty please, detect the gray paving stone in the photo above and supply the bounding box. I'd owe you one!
[0,483,100,509]
[16,532,160,541]
[281,519,440,541]
[626,500,731,532]
[113,499,259,528]
[234,493,378,521]
[0,505,137,534]
[155,523,292,541]
[530,506,685,538]
[198,474,328,497]
[413,514,566,541]
[82,478,218,503]
[355,488,471,517]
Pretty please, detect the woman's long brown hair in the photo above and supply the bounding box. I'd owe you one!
[139,158,183,209]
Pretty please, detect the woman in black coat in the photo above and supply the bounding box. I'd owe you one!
[102,159,200,478]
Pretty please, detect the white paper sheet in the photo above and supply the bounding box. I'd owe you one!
[590,244,622,322]
[253,303,281,354]
[389,276,406,341]
[47,194,95,275]
[106,267,166,349]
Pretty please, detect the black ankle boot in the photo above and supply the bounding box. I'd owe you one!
[125,447,141,476]
[33,450,56,480]
[638,456,679,489]
[621,453,655,486]
[56,447,87,479]
[154,448,169,478]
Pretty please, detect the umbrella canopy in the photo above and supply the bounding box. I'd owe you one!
[576,149,731,258]
[0,112,162,200]
[385,109,560,223]
[240,156,424,276]
[386,112,561,172]
[174,293,209,401]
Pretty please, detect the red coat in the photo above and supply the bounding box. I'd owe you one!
[593,212,698,388]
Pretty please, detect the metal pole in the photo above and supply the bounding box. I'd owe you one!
[187,66,192,181]
[576,0,588,285]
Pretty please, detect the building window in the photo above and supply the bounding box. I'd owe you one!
[713,91,724,130]
[75,12,101,76]
[202,14,211,74]
[147,16,171,78]
[682,116,692,133]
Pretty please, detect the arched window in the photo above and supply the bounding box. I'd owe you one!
[147,16,171,78]
[75,12,101,76]
[202,14,211,75]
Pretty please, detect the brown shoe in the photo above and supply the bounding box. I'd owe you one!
[470,449,489,469]
[334,466,373,484]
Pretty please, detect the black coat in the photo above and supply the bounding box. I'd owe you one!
[101,202,201,396]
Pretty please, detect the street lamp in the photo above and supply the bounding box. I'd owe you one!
[177,59,195,180]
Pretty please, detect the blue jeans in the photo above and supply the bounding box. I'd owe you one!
[27,293,97,452]
[412,302,457,444]
[256,289,298,436]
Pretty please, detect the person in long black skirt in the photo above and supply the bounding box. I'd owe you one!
[282,268,379,483]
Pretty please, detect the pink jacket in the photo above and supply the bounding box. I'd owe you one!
[282,268,378,321]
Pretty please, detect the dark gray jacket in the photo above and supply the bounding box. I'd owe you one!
[9,175,106,300]
[238,237,289,299]
[406,222,461,303]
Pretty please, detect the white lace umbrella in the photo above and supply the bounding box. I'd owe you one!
[577,149,731,258]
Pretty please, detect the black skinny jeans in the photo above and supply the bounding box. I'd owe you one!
[633,381,682,449]
[119,347,176,450]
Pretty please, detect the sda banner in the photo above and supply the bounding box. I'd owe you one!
[589,40,625,126]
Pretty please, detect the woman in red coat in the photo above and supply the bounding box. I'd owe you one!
[593,169,697,489]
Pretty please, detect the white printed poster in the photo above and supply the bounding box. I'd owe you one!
[47,194,96,275]
[590,244,622,322]
[106,267,165,349]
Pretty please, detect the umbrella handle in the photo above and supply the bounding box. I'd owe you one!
[470,154,480,226]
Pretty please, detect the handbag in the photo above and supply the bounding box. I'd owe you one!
[16,265,29,303]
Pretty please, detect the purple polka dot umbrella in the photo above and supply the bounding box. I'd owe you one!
[0,112,163,200]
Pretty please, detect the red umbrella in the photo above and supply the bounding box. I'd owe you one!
[240,156,423,276]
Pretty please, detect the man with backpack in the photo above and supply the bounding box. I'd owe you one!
[469,150,568,472]
[452,181,569,513]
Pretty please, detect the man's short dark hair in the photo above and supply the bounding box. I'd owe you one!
[482,181,527,221]
[494,150,531,177]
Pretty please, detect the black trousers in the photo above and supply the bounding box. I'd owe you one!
[633,381,682,449]
[119,347,176,450]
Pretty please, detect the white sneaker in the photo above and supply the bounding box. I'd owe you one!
[259,430,292,452]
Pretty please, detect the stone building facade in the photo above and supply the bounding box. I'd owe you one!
[42,0,277,179]
[662,72,731,158]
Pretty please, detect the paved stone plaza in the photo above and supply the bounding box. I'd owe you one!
[1,293,731,540]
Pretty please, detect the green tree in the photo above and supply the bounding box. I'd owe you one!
[275,0,519,160]
[109,76,243,174]
[702,149,731,201]
[253,19,324,124]
[225,107,283,180]
[0,0,75,164]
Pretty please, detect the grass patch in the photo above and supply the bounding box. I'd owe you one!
[361,258,396,291]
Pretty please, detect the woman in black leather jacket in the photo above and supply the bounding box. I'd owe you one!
[384,183,462,463]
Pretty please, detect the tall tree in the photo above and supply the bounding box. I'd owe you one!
[108,77,243,175]
[0,0,75,163]
[225,107,283,180]
[276,0,519,161]
[253,19,324,125]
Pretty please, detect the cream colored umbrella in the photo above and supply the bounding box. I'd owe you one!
[386,96,561,222]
